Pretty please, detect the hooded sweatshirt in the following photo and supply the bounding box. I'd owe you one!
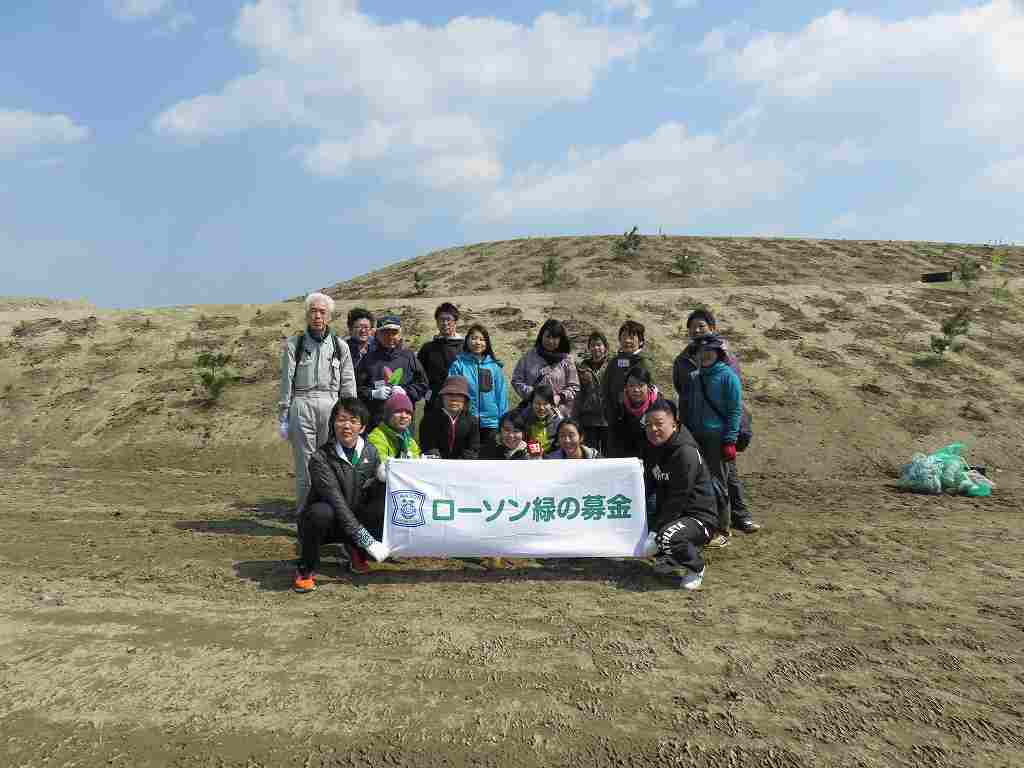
[447,352,509,429]
[642,426,720,534]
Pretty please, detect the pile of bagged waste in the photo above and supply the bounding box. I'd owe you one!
[897,443,994,497]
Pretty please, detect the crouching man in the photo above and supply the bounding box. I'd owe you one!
[294,397,389,593]
[642,399,724,591]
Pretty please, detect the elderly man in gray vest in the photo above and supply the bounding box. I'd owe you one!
[278,292,357,510]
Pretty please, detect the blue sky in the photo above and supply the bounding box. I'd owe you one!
[1,0,1021,307]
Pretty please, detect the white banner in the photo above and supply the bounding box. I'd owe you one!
[383,458,648,558]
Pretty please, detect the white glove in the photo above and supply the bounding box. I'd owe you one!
[371,385,393,400]
[391,385,406,397]
[376,460,388,482]
[278,419,289,440]
[366,540,390,562]
[641,532,659,558]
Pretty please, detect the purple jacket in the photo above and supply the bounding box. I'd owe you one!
[511,347,580,407]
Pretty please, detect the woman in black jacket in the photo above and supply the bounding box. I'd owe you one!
[642,399,724,591]
[480,411,533,460]
[295,397,386,592]
[418,376,480,459]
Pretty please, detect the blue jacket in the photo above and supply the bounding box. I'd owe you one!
[682,361,742,444]
[448,352,509,429]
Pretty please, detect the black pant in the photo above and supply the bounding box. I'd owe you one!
[725,460,749,519]
[299,501,383,573]
[657,516,711,573]
[694,433,750,527]
[582,425,608,455]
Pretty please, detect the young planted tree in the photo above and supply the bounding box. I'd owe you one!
[672,250,703,278]
[957,254,979,288]
[194,351,235,404]
[413,271,429,295]
[613,226,642,258]
[991,251,1012,302]
[928,306,971,358]
[541,255,560,287]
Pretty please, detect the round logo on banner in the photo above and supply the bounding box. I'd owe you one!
[390,490,427,528]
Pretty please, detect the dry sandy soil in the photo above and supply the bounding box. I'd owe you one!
[1,236,1023,767]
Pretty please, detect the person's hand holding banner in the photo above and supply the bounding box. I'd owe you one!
[366,540,391,562]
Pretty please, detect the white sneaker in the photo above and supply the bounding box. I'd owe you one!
[653,554,678,575]
[680,568,705,591]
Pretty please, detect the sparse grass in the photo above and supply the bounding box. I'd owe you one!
[912,353,947,369]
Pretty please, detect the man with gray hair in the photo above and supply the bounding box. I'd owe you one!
[279,292,357,510]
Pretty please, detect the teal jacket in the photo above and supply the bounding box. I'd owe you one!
[682,361,742,445]
[448,352,509,430]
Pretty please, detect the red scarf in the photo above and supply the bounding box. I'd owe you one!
[623,385,658,417]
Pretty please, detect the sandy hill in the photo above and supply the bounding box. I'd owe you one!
[2,236,1023,484]
[3,236,1024,767]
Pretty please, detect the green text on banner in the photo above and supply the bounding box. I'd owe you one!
[384,458,648,558]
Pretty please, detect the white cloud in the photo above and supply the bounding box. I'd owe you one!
[475,121,794,224]
[0,109,90,155]
[674,0,699,8]
[106,0,171,20]
[155,1,647,189]
[603,0,652,21]
[700,1,1024,148]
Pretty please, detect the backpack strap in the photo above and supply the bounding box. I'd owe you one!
[697,372,729,424]
[290,332,307,399]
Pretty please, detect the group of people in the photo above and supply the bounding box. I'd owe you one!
[278,292,761,594]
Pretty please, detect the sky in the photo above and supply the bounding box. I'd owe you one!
[1,0,1021,308]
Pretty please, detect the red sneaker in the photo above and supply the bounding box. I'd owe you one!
[293,569,317,593]
[347,543,370,574]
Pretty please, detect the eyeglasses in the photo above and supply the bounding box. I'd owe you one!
[438,316,456,324]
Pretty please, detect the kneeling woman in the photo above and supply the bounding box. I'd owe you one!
[642,399,723,591]
[545,418,601,459]
[294,397,388,593]
[481,412,533,459]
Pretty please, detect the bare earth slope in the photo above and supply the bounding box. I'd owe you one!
[1,237,1022,767]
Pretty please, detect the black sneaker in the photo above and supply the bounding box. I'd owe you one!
[734,518,761,534]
